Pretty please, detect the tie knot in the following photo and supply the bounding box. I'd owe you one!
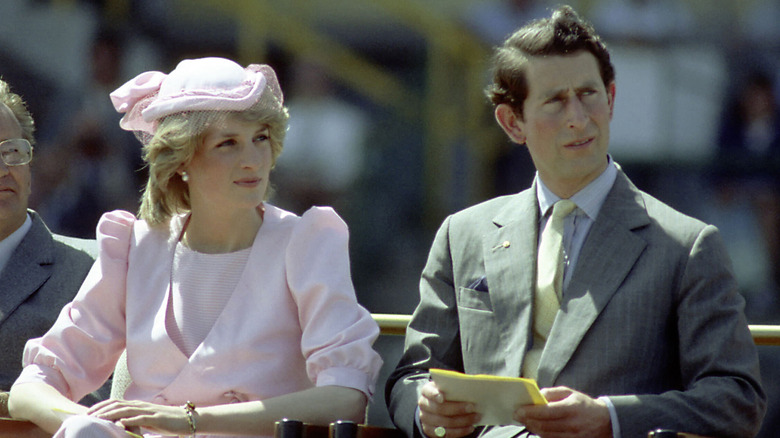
[551,199,577,219]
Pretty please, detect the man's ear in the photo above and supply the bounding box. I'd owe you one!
[607,81,616,119]
[495,104,526,145]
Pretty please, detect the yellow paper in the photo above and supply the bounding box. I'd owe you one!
[429,368,547,426]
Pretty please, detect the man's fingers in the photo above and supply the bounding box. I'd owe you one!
[516,403,568,422]
[419,395,476,417]
[420,409,480,429]
[418,380,480,438]
[540,386,574,402]
[515,387,612,438]
[418,382,476,418]
[420,381,446,404]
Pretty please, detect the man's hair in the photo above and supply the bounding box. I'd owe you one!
[485,5,615,118]
[0,79,35,145]
[137,89,289,226]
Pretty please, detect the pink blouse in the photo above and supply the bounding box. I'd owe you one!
[15,204,382,411]
[166,243,252,357]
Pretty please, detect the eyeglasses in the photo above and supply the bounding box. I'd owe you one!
[0,138,33,166]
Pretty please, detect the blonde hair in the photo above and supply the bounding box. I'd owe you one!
[138,92,289,226]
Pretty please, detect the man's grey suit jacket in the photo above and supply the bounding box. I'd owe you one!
[386,170,765,438]
[0,210,96,391]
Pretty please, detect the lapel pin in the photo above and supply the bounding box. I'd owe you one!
[493,240,511,250]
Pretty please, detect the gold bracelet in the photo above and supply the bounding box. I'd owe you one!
[183,400,197,437]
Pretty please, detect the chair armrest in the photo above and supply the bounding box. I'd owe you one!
[647,429,714,438]
[0,417,50,438]
[276,419,405,438]
[0,392,7,418]
[357,424,406,438]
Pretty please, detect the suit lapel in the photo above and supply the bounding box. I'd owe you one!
[537,172,651,386]
[483,188,539,376]
[0,213,55,324]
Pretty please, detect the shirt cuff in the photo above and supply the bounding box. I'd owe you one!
[13,364,73,400]
[315,366,375,398]
[598,396,621,438]
[414,405,424,435]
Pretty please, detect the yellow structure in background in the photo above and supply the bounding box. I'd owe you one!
[178,0,500,228]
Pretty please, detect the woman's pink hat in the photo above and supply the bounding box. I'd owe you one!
[110,57,283,136]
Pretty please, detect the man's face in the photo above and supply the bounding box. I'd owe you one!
[0,103,31,236]
[510,51,615,197]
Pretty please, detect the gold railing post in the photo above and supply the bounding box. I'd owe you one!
[373,0,495,225]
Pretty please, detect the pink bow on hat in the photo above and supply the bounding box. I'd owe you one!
[110,57,283,136]
[110,70,167,134]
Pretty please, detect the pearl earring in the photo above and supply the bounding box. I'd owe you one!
[181,172,189,182]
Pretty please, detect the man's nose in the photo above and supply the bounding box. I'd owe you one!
[566,99,588,130]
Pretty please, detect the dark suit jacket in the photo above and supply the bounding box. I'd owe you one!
[0,211,96,392]
[386,170,765,438]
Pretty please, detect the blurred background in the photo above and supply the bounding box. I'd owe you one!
[1,0,779,434]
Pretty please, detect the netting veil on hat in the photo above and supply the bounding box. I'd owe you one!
[110,57,284,140]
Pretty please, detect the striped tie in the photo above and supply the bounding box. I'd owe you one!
[523,199,577,380]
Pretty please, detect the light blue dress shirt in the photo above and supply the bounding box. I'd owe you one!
[535,157,618,293]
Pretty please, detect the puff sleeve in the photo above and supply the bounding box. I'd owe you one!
[13,210,136,402]
[285,207,382,398]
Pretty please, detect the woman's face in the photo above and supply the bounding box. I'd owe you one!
[184,115,272,215]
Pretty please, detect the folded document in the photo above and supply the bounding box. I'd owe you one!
[429,368,547,426]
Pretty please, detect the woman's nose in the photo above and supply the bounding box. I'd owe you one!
[241,141,264,168]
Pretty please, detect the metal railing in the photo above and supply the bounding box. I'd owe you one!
[373,314,780,346]
[748,325,780,346]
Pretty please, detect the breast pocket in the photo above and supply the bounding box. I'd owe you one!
[457,286,493,312]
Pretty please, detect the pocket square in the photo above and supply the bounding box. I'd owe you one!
[467,276,489,292]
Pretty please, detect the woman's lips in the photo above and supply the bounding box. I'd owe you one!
[235,178,261,187]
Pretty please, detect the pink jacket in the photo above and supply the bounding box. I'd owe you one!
[16,204,382,410]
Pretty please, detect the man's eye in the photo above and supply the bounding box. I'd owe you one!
[544,99,564,110]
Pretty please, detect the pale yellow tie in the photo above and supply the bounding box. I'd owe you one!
[523,199,577,380]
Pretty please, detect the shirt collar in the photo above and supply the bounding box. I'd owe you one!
[0,212,33,275]
[536,156,618,220]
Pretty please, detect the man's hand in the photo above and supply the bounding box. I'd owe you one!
[514,387,612,438]
[418,380,481,438]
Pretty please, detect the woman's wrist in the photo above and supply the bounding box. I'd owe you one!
[183,401,198,437]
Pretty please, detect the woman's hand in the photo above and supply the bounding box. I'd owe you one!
[88,399,192,436]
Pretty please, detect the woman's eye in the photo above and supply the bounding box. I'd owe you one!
[254,134,269,143]
[218,139,237,148]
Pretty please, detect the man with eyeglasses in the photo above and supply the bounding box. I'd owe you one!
[0,79,102,415]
